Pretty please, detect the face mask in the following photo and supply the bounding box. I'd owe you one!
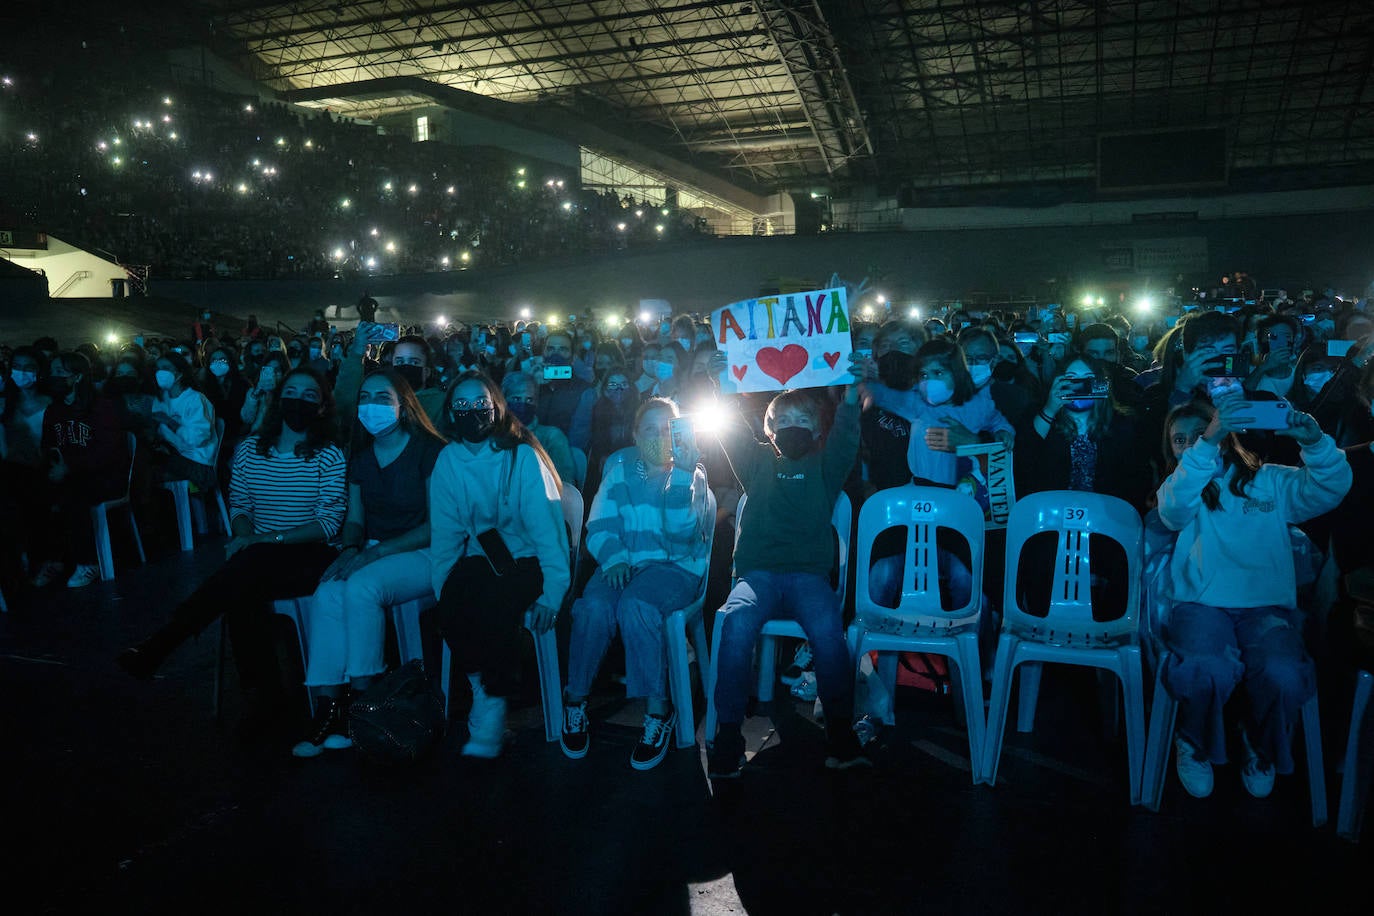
[155,370,177,390]
[639,435,671,467]
[676,338,693,353]
[279,397,316,432]
[1131,336,1149,353]
[484,344,497,357]
[544,352,569,367]
[642,359,659,378]
[448,407,495,443]
[877,351,917,390]
[620,338,634,350]
[209,360,230,378]
[10,369,36,389]
[659,322,671,337]
[773,426,817,460]
[918,378,953,406]
[1304,370,1334,394]
[357,402,400,436]
[968,364,993,388]
[580,340,593,352]
[394,365,425,391]
[309,347,322,360]
[508,401,537,426]
[1065,399,1096,412]
[992,361,1017,383]
[605,388,628,405]
[655,361,675,381]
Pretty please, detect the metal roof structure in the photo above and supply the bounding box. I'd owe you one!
[201,0,1374,194]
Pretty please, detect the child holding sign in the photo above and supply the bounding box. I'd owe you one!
[706,351,867,777]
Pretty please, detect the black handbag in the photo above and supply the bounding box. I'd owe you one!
[348,659,446,764]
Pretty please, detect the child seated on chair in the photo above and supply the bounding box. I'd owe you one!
[559,398,712,771]
[1155,398,1351,799]
[705,353,867,778]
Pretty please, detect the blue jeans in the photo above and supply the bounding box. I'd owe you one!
[712,570,854,726]
[868,548,976,610]
[565,562,701,701]
[1162,602,1314,774]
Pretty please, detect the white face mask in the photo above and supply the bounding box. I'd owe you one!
[155,369,177,390]
[642,359,659,378]
[209,360,230,378]
[919,378,953,406]
[655,361,675,381]
[677,338,693,353]
[968,364,993,388]
[357,402,401,436]
[10,369,37,389]
[1304,370,1334,394]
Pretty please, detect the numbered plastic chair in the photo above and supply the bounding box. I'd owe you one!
[704,491,858,741]
[1338,669,1373,842]
[438,483,582,742]
[982,491,1147,804]
[663,489,717,748]
[570,447,588,490]
[162,418,231,551]
[854,484,988,783]
[92,433,147,581]
[1139,573,1327,826]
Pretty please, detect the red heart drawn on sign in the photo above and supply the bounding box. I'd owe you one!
[755,344,809,386]
[731,365,749,382]
[823,351,841,370]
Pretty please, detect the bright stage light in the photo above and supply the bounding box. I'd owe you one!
[639,311,651,323]
[106,332,119,344]
[689,401,726,436]
[520,307,532,319]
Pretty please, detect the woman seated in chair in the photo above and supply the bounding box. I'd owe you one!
[117,367,347,740]
[33,352,129,589]
[292,369,448,758]
[559,398,712,770]
[148,351,218,494]
[1155,397,1351,800]
[704,353,867,778]
[429,370,569,759]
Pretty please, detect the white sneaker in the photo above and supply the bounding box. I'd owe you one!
[1174,734,1214,799]
[461,676,507,759]
[66,564,100,588]
[1239,727,1276,799]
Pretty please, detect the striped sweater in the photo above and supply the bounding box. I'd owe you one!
[585,448,712,581]
[228,437,348,538]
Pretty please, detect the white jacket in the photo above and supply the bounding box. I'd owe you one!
[1156,435,1351,609]
[159,388,216,466]
[428,440,570,611]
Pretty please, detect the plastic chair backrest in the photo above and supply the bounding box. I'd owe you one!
[854,484,985,633]
[734,490,850,603]
[560,483,583,553]
[1001,490,1144,647]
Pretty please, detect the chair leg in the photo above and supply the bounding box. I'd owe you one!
[1338,670,1374,842]
[92,507,115,581]
[1302,692,1328,829]
[1016,661,1042,733]
[526,622,562,743]
[126,506,146,564]
[981,636,1021,786]
[216,493,232,535]
[876,652,899,727]
[1118,648,1147,807]
[440,642,452,720]
[1142,663,1179,813]
[664,612,696,749]
[954,631,988,784]
[756,633,778,703]
[703,611,726,744]
[274,599,314,717]
[167,483,194,552]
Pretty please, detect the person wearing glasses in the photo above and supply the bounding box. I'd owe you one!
[579,368,639,501]
[429,371,569,758]
[502,371,576,486]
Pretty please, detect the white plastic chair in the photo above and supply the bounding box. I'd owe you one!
[272,596,316,717]
[92,433,147,581]
[662,489,717,748]
[1139,564,1327,826]
[982,491,1147,803]
[853,484,988,783]
[704,491,857,741]
[161,418,231,551]
[570,446,588,490]
[1338,669,1373,842]
[391,595,438,669]
[438,483,583,743]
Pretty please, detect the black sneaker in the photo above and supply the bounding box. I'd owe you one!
[824,724,873,771]
[560,701,589,760]
[707,729,746,780]
[291,696,353,758]
[630,712,676,771]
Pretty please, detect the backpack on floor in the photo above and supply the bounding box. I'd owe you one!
[895,652,950,695]
[348,659,446,765]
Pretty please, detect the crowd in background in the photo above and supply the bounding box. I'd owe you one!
[1,279,1372,789]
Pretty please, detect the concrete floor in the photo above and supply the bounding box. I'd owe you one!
[1,525,1367,915]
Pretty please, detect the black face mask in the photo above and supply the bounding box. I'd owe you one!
[773,426,816,460]
[109,376,140,396]
[394,364,425,392]
[449,407,495,443]
[45,376,71,398]
[877,351,917,391]
[279,397,316,433]
[992,361,1018,383]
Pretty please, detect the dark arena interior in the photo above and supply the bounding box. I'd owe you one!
[2,2,1373,913]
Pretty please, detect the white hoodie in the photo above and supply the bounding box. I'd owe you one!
[1156,435,1351,609]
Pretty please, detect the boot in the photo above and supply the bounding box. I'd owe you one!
[461,674,507,758]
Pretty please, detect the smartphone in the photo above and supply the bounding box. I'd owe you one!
[1328,339,1357,358]
[1236,399,1291,431]
[1065,377,1110,399]
[521,332,532,348]
[476,529,518,577]
[1202,354,1242,377]
[1300,314,1317,324]
[543,365,573,381]
[1014,331,1038,346]
[365,322,400,343]
[669,416,695,462]
[1048,332,1071,346]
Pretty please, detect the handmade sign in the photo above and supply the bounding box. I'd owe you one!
[953,443,1016,529]
[711,287,853,394]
